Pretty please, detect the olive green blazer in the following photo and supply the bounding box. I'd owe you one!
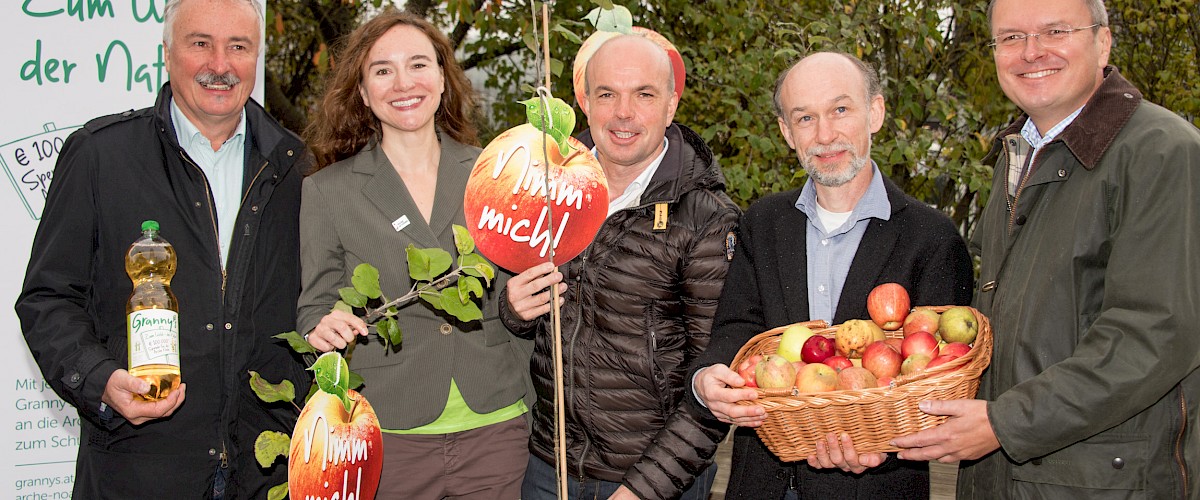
[296,134,531,430]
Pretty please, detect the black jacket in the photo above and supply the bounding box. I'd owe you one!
[16,83,312,499]
[690,174,973,499]
[500,123,740,499]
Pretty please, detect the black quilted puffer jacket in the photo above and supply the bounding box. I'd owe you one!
[500,123,740,499]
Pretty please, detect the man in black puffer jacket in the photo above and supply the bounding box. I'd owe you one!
[501,34,740,500]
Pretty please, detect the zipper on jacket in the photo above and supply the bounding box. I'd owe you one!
[179,151,227,294]
[219,441,229,469]
[565,251,590,480]
[1175,389,1188,496]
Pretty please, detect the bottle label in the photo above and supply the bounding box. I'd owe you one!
[128,309,180,368]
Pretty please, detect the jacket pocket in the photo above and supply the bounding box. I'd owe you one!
[1011,432,1147,490]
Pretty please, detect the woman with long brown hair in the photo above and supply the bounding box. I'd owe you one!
[296,9,531,498]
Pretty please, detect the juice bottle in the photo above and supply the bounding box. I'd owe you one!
[126,220,180,401]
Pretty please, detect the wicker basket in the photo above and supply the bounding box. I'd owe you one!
[729,305,992,461]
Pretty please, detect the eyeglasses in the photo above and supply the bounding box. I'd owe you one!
[988,23,1102,51]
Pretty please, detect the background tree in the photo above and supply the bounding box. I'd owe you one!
[263,0,1199,242]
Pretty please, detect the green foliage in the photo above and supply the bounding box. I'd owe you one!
[272,331,318,355]
[248,371,297,404]
[264,1,1200,242]
[254,431,291,468]
[522,94,578,156]
[267,483,288,500]
[311,352,352,412]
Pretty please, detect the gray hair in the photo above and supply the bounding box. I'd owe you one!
[987,0,1108,28]
[772,51,882,118]
[162,0,265,52]
[584,34,675,97]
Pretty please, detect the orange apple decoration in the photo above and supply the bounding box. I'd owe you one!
[867,283,910,330]
[464,124,609,272]
[288,389,383,500]
[573,27,686,110]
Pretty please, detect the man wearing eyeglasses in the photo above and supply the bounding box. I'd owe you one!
[891,0,1200,498]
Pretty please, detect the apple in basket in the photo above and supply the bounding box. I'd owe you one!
[867,283,910,330]
[795,363,839,393]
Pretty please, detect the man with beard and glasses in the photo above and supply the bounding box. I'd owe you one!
[16,0,311,498]
[686,51,973,499]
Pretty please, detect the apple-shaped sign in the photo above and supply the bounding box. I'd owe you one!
[289,389,383,500]
[572,27,687,111]
[464,123,609,273]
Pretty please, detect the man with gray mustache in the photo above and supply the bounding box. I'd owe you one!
[16,0,311,498]
[688,51,973,498]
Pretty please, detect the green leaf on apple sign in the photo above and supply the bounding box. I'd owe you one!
[253,430,290,468]
[311,352,352,412]
[248,370,296,403]
[351,263,382,299]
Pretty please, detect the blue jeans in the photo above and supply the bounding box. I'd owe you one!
[521,454,716,500]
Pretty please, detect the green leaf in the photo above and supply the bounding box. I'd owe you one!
[407,245,453,282]
[458,275,484,302]
[310,352,352,412]
[267,483,288,500]
[248,371,296,403]
[254,431,291,468]
[273,331,317,354]
[592,0,615,9]
[348,370,365,391]
[439,288,483,322]
[377,317,403,348]
[351,263,382,299]
[459,253,495,286]
[332,300,354,314]
[338,286,368,308]
[452,224,475,255]
[584,5,631,33]
[421,289,445,311]
[549,58,565,79]
[552,24,583,45]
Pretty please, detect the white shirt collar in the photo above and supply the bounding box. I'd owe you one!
[601,137,669,216]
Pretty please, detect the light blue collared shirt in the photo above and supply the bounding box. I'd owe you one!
[796,164,891,323]
[170,101,246,267]
[1008,106,1085,195]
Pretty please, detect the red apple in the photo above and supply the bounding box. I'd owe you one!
[877,376,895,388]
[900,353,932,375]
[835,366,878,390]
[902,308,941,338]
[884,337,904,352]
[289,389,384,500]
[735,354,763,388]
[861,341,903,379]
[940,342,972,359]
[572,27,687,110]
[822,355,854,372]
[465,124,610,273]
[901,331,940,360]
[776,324,816,362]
[926,354,962,371]
[755,355,797,389]
[867,283,910,330]
[800,335,835,363]
[795,363,839,393]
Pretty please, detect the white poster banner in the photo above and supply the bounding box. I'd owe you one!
[2,2,263,497]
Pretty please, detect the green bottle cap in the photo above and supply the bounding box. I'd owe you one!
[141,220,160,232]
